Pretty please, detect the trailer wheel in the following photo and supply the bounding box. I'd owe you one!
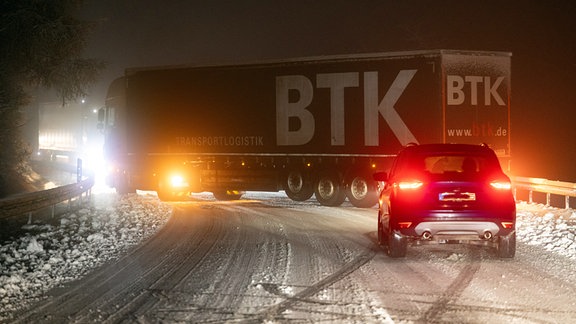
[157,180,186,201]
[213,190,244,201]
[314,170,346,207]
[283,169,314,201]
[116,173,136,195]
[157,190,178,201]
[345,173,378,208]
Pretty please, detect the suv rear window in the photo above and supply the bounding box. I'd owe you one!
[424,155,488,174]
[393,151,501,177]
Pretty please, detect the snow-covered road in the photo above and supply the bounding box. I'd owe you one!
[2,191,576,322]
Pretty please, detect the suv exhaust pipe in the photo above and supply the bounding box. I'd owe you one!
[482,231,493,240]
[422,231,432,240]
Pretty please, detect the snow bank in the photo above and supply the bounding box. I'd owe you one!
[516,201,576,260]
[0,192,172,321]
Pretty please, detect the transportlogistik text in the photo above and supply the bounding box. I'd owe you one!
[176,136,264,147]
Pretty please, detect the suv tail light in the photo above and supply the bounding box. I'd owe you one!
[397,181,424,190]
[490,180,512,190]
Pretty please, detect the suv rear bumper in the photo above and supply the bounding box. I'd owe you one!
[414,221,501,238]
[394,218,515,241]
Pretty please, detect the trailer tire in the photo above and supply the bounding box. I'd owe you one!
[213,190,244,201]
[157,190,178,201]
[283,169,314,201]
[157,180,187,201]
[116,174,136,195]
[345,172,378,208]
[314,170,346,207]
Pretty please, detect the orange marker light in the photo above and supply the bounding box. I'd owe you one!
[501,222,514,229]
[398,222,412,228]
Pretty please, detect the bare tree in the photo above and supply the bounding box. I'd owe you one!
[0,0,104,197]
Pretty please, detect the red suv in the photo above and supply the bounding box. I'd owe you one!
[374,143,516,258]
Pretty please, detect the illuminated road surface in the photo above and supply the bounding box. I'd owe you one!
[15,193,576,323]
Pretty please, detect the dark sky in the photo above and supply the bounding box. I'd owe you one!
[80,0,576,181]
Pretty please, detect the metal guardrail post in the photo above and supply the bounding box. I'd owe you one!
[77,158,83,183]
[512,176,576,209]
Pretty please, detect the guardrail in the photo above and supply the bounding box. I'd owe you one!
[513,176,576,209]
[0,176,94,221]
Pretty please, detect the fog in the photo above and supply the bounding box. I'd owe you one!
[80,0,576,181]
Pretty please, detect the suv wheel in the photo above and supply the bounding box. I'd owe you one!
[388,229,408,258]
[377,212,385,246]
[497,231,516,258]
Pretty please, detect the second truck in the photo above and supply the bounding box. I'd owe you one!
[98,50,511,207]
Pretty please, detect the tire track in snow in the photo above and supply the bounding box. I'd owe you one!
[180,204,275,319]
[140,204,294,322]
[417,247,481,323]
[104,206,226,323]
[13,205,224,323]
[257,249,376,321]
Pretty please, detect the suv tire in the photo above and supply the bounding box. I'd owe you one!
[388,229,408,258]
[497,231,516,258]
[377,212,385,246]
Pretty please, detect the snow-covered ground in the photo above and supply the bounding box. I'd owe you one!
[0,187,575,321]
[0,190,172,320]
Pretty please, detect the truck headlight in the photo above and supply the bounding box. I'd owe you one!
[170,175,188,188]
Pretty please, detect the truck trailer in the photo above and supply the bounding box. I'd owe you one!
[98,50,511,207]
[37,100,100,164]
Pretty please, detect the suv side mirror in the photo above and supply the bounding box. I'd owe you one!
[373,171,388,181]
